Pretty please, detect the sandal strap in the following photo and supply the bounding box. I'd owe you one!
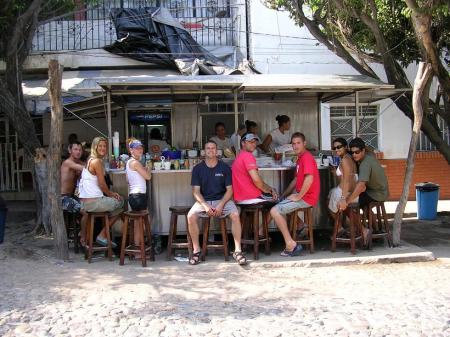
[233,251,247,264]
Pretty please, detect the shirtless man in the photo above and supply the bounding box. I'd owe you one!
[61,141,87,245]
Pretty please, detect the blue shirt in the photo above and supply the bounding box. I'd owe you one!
[191,160,232,201]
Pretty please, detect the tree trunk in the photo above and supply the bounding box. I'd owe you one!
[392,62,433,246]
[47,60,69,260]
[34,148,51,234]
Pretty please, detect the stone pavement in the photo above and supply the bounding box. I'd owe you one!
[1,201,450,336]
[1,257,450,337]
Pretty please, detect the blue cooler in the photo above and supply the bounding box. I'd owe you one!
[161,150,181,160]
[415,182,439,220]
[0,207,7,244]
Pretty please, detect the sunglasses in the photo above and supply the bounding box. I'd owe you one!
[350,149,362,155]
[332,144,344,151]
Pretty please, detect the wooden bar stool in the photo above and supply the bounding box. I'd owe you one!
[64,211,80,254]
[239,202,273,260]
[120,210,154,267]
[84,211,114,263]
[167,206,193,261]
[331,203,363,254]
[288,207,315,253]
[200,214,229,261]
[361,201,392,248]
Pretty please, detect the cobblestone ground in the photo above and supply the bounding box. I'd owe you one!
[1,257,449,337]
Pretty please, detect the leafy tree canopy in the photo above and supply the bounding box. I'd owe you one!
[266,0,449,67]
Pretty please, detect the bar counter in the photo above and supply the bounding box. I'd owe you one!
[109,165,333,235]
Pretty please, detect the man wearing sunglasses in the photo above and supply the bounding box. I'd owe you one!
[341,137,388,211]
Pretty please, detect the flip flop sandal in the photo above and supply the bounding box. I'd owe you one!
[232,251,247,265]
[280,244,303,257]
[188,251,201,265]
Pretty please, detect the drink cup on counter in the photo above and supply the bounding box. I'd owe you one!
[173,160,180,170]
[322,158,329,166]
[154,162,162,170]
[164,161,171,170]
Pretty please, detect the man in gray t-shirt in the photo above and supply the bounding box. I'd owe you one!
[341,137,389,210]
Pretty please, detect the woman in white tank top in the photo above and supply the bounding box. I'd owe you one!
[328,138,358,217]
[79,137,124,247]
[126,139,151,251]
[260,115,291,153]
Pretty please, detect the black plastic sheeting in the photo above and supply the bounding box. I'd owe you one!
[104,7,242,75]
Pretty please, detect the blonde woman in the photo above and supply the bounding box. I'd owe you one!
[79,137,124,247]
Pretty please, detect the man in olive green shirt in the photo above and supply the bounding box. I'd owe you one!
[341,137,389,210]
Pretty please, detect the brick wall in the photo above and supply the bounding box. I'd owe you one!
[379,151,450,201]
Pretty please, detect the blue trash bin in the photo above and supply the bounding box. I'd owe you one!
[0,207,7,244]
[415,183,439,220]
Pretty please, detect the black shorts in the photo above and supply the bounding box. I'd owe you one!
[128,193,147,211]
[358,191,377,207]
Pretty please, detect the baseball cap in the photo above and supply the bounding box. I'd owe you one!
[129,139,144,149]
[241,133,260,142]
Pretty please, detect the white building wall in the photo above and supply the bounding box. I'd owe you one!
[247,1,418,159]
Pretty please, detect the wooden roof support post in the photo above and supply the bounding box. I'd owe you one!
[107,89,112,158]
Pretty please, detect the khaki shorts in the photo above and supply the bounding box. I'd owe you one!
[273,198,311,215]
[188,200,238,218]
[81,196,124,216]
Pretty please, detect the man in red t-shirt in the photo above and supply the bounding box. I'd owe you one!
[232,133,278,204]
[270,132,320,257]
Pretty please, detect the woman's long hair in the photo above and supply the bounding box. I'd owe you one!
[90,136,108,159]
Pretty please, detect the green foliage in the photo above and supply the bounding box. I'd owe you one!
[0,0,76,58]
[266,0,450,67]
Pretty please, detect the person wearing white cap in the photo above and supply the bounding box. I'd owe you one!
[126,139,151,253]
[232,132,278,204]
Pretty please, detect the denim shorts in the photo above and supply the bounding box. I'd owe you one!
[273,198,311,215]
[61,195,81,213]
[128,193,147,211]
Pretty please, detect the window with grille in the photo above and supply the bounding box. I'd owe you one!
[330,105,379,149]
[417,110,449,151]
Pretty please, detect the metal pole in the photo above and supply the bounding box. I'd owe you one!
[107,90,112,158]
[234,89,238,132]
[124,107,129,141]
[355,91,360,136]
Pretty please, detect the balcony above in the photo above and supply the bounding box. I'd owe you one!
[31,0,241,54]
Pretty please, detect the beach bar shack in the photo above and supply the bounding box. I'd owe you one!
[62,73,398,234]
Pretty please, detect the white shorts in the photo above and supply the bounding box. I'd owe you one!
[328,186,358,213]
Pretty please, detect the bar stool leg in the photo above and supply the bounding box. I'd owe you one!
[220,218,229,261]
[263,210,270,255]
[87,214,95,263]
[331,211,341,252]
[349,209,356,255]
[144,214,155,262]
[120,215,129,265]
[253,210,259,260]
[306,209,315,253]
[167,212,176,261]
[139,217,147,267]
[201,217,210,262]
[104,216,113,261]
[291,211,298,241]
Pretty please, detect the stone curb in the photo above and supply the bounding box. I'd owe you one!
[248,251,436,269]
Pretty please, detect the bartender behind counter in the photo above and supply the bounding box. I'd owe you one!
[209,122,233,150]
[260,115,291,153]
[148,128,171,157]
